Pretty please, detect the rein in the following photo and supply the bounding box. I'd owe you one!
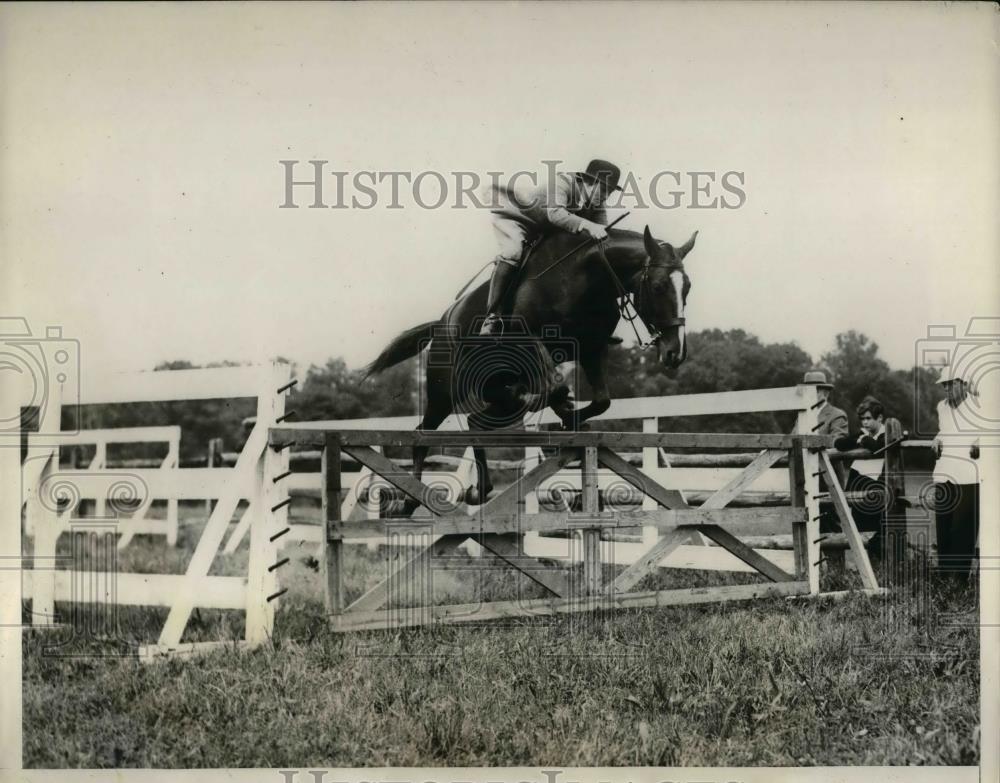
[526,211,631,280]
[594,242,685,347]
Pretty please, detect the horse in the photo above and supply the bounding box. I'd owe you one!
[365,224,697,503]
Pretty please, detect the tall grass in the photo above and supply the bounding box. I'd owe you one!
[22,505,979,767]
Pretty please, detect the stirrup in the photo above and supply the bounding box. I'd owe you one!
[479,313,503,336]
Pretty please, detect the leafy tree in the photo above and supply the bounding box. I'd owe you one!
[295,357,418,422]
[595,329,814,433]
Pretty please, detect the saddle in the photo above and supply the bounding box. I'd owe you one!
[453,232,548,303]
[519,231,548,265]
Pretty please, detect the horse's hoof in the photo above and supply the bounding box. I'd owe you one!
[464,486,492,505]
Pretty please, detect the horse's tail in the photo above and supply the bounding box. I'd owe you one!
[363,320,439,378]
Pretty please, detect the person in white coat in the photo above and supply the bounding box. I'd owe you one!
[932,367,983,582]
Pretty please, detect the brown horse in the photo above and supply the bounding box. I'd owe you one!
[365,224,697,502]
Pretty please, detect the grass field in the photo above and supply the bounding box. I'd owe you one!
[22,503,980,768]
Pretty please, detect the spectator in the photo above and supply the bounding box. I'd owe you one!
[801,371,848,438]
[834,396,886,453]
[831,396,894,554]
[804,372,851,539]
[932,366,982,584]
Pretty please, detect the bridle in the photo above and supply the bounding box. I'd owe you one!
[526,223,688,347]
[596,242,686,347]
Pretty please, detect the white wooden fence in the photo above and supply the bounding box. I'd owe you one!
[23,426,181,546]
[22,363,291,658]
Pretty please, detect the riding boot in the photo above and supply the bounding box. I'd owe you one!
[479,259,519,336]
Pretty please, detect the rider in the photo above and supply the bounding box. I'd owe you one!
[479,159,623,336]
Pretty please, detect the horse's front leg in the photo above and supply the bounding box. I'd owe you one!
[561,348,611,430]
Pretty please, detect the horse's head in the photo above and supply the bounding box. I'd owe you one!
[637,225,697,369]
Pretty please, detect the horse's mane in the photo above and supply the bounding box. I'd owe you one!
[607,227,643,240]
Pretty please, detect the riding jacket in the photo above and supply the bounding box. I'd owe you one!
[487,172,609,233]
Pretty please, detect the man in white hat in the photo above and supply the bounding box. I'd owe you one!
[802,370,848,438]
[932,363,982,583]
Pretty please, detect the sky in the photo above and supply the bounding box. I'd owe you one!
[2,2,998,381]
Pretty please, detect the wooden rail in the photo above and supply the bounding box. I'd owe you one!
[270,428,834,450]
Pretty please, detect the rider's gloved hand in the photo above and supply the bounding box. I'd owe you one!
[578,221,608,241]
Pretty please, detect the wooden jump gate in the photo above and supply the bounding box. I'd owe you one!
[268,427,882,633]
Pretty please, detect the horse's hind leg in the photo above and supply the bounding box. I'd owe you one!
[466,411,495,505]
[414,405,448,481]
[406,378,452,515]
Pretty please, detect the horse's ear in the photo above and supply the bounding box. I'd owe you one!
[676,230,699,261]
[643,225,659,258]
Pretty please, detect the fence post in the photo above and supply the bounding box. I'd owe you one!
[788,436,808,582]
[883,421,908,585]
[28,449,58,627]
[322,433,344,615]
[93,440,107,519]
[581,446,602,595]
[795,385,822,594]
[204,437,222,517]
[25,377,64,625]
[522,424,543,555]
[244,362,289,646]
[641,417,659,548]
[523,423,541,515]
[166,434,180,546]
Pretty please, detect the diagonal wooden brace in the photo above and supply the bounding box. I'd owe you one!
[694,524,796,582]
[606,529,689,594]
[479,448,580,519]
[698,449,786,510]
[818,450,879,590]
[596,447,689,509]
[344,445,467,517]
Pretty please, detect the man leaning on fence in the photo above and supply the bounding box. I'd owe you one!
[802,371,848,438]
